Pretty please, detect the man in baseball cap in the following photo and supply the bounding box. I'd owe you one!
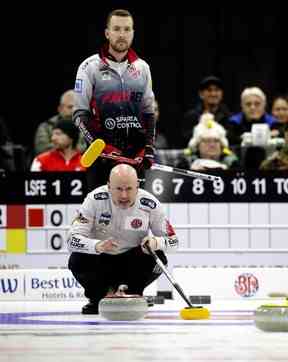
[198,75,223,91]
[182,75,231,146]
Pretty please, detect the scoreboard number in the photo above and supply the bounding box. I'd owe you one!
[47,230,67,251]
[71,179,82,196]
[50,233,63,250]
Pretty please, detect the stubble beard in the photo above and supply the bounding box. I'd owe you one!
[110,39,130,54]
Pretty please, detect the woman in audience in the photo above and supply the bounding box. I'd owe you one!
[186,113,239,171]
[270,95,288,138]
[226,87,277,147]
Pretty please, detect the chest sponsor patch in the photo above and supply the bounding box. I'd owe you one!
[99,212,111,226]
[124,216,148,231]
[101,71,111,81]
[127,64,141,79]
[130,218,143,229]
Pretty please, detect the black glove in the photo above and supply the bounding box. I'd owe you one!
[136,145,155,171]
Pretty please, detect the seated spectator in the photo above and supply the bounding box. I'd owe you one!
[154,99,169,149]
[30,119,85,171]
[260,123,288,170]
[227,87,277,147]
[182,75,231,146]
[185,113,239,171]
[270,95,288,138]
[260,145,288,170]
[34,90,87,155]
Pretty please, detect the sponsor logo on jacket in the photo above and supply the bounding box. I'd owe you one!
[94,192,109,200]
[99,212,112,226]
[130,218,143,229]
[105,116,141,130]
[73,213,89,225]
[102,91,142,103]
[74,79,83,93]
[69,236,87,250]
[127,64,141,79]
[140,197,156,209]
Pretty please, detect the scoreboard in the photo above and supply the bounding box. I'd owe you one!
[1,170,288,268]
[0,173,85,266]
[0,172,85,205]
[145,170,288,203]
[0,203,80,253]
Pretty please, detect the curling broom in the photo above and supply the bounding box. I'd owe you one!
[80,139,106,168]
[145,244,210,320]
[81,139,221,182]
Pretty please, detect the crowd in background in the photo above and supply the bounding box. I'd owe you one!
[1,75,288,174]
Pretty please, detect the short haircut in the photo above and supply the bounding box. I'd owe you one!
[59,89,74,105]
[241,87,266,105]
[106,9,133,27]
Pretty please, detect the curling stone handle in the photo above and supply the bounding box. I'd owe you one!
[118,284,128,293]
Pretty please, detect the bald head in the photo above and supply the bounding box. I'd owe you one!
[108,164,139,209]
[58,90,75,119]
[109,164,137,183]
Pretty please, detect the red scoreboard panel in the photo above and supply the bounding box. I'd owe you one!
[0,173,85,255]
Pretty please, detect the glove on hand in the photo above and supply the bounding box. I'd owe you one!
[141,236,165,254]
[103,144,122,156]
[136,145,155,171]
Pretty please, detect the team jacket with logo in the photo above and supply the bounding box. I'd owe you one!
[73,45,155,156]
[67,185,178,255]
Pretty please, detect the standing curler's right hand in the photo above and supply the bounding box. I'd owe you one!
[103,144,122,157]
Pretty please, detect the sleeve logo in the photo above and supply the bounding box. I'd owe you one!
[140,197,156,209]
[94,192,109,200]
[75,79,83,93]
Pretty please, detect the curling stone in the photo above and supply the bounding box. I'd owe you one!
[255,304,288,332]
[99,284,148,321]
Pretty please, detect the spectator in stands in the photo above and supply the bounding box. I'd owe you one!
[270,95,288,138]
[34,90,87,155]
[185,113,239,171]
[227,87,277,147]
[182,75,231,146]
[154,99,169,149]
[0,116,15,172]
[227,87,278,169]
[260,123,288,170]
[30,119,85,171]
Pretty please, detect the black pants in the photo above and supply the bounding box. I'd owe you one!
[68,246,167,302]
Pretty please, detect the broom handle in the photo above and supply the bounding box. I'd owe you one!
[145,244,193,308]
